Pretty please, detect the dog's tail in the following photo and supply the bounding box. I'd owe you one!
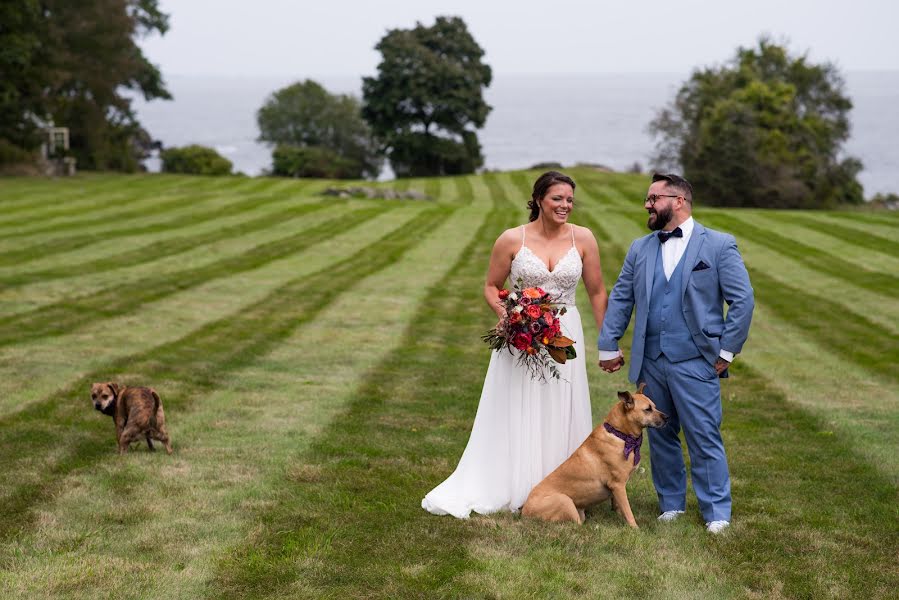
[150,388,161,425]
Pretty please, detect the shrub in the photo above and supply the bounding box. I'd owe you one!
[271,145,363,179]
[160,145,232,175]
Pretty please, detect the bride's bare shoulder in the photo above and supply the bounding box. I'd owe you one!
[571,224,600,250]
[570,224,595,239]
[494,225,525,248]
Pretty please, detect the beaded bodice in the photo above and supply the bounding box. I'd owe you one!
[509,227,582,306]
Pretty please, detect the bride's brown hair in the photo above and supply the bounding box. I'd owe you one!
[528,171,576,222]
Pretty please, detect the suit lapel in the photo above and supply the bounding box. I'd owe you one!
[644,234,658,301]
[681,221,706,298]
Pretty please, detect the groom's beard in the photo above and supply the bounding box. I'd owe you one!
[647,205,673,231]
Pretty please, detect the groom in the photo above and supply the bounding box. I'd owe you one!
[598,173,754,534]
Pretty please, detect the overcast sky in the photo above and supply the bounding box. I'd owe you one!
[139,0,898,79]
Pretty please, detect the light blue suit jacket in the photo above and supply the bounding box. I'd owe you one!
[598,221,754,383]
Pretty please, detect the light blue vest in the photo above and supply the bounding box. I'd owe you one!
[644,246,701,362]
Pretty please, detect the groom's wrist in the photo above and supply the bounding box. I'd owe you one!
[599,349,622,361]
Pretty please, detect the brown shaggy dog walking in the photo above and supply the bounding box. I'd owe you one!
[91,382,173,454]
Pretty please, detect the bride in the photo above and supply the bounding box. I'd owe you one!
[422,171,609,518]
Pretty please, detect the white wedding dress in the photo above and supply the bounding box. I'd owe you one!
[422,225,593,518]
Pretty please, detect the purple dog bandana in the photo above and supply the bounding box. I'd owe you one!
[603,422,643,465]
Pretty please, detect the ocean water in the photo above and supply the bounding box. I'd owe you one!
[132,71,899,196]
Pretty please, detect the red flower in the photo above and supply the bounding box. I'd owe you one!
[512,332,532,351]
[498,289,510,300]
[525,304,542,319]
[543,312,555,327]
[509,311,522,325]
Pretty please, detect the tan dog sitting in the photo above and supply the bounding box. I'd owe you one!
[91,382,173,454]
[522,384,667,527]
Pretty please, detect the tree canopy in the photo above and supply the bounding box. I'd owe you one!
[257,80,380,179]
[362,16,492,177]
[649,38,863,208]
[0,0,171,171]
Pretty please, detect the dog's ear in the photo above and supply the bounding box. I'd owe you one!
[636,382,647,396]
[107,382,120,395]
[617,390,634,409]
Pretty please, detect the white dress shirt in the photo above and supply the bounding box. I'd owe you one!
[599,216,735,363]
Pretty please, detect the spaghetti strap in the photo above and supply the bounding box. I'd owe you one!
[520,225,526,249]
[570,224,576,249]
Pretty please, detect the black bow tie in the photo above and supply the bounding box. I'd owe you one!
[658,227,683,243]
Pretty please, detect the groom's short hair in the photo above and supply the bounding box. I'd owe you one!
[651,173,693,205]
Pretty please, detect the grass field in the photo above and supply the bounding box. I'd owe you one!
[0,169,896,599]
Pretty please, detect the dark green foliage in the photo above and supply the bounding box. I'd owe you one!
[0,138,36,165]
[386,131,483,177]
[0,0,171,171]
[650,38,864,208]
[258,80,380,179]
[362,16,491,177]
[0,0,49,156]
[160,145,232,176]
[271,144,366,179]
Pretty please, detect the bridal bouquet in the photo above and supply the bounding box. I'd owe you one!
[482,280,576,381]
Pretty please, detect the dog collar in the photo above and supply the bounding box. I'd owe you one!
[603,422,642,465]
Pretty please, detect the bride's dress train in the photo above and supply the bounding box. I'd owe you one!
[422,226,592,518]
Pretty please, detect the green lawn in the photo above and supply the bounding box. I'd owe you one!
[0,170,896,599]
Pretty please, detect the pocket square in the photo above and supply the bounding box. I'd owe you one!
[692,260,711,271]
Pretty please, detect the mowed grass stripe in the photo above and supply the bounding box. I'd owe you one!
[0,173,202,218]
[0,206,452,543]
[0,178,271,253]
[745,268,899,383]
[742,211,899,273]
[737,301,899,479]
[576,170,646,208]
[0,180,313,267]
[208,173,519,599]
[0,177,281,245]
[0,175,230,232]
[0,205,391,346]
[0,200,330,288]
[703,212,899,298]
[453,175,475,205]
[823,211,899,229]
[785,212,899,259]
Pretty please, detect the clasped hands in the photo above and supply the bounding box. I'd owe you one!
[599,355,730,374]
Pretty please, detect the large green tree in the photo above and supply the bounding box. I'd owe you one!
[362,16,492,177]
[0,0,171,171]
[257,80,380,179]
[649,38,863,208]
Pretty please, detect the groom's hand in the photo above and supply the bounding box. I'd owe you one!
[599,356,625,373]
[714,357,730,375]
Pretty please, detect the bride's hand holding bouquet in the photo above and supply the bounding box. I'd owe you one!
[483,280,576,381]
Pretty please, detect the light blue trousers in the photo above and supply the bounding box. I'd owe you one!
[640,354,731,522]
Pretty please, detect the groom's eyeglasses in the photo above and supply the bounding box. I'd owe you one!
[645,194,681,206]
